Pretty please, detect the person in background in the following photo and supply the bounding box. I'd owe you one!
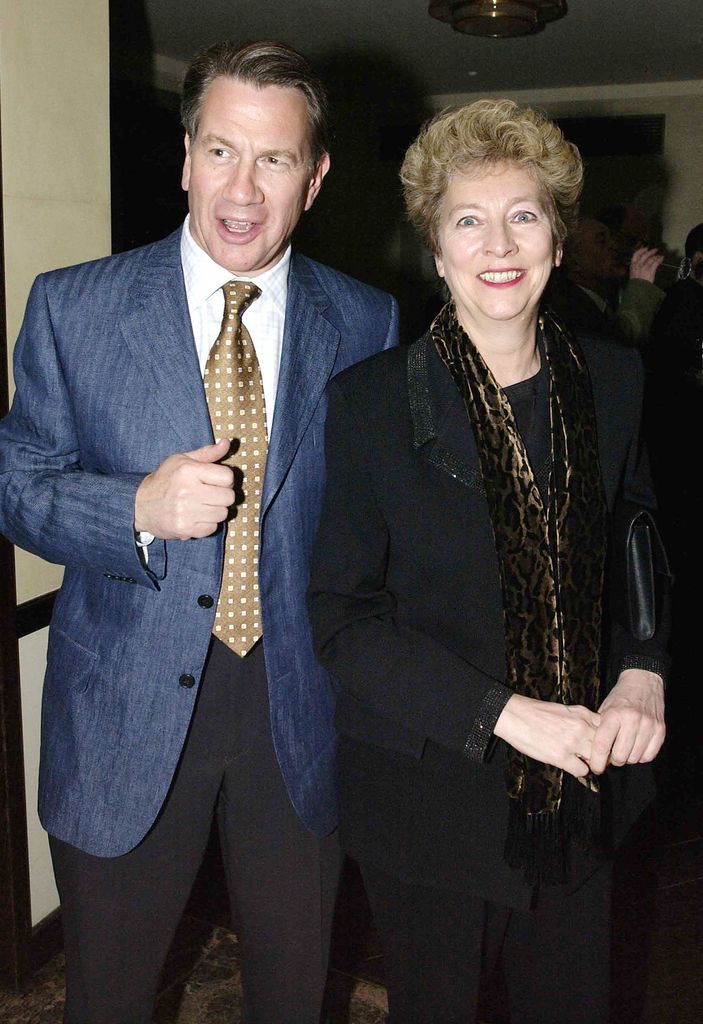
[0,39,398,1024]
[599,202,653,278]
[649,222,703,379]
[645,222,703,604]
[546,214,664,344]
[309,99,667,1024]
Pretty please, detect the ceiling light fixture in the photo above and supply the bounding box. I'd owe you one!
[428,1,567,39]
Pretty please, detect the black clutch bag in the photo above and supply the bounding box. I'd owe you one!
[610,504,672,642]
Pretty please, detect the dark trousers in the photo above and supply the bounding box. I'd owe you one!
[361,860,612,1024]
[50,639,342,1024]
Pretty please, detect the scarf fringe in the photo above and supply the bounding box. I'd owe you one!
[504,774,602,886]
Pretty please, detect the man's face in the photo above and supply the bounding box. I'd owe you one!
[569,219,617,283]
[610,206,649,277]
[182,77,330,276]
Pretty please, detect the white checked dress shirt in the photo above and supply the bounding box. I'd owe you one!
[181,214,290,424]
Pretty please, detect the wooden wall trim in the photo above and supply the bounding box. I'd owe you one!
[16,592,57,640]
[0,539,32,990]
[0,91,34,992]
[30,908,63,975]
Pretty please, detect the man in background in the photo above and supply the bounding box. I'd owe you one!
[0,39,398,1024]
[546,214,664,343]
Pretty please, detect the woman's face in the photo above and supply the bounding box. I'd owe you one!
[434,161,560,337]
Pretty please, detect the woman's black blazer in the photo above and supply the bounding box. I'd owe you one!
[308,329,666,904]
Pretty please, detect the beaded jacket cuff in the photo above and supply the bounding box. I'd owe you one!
[462,683,513,762]
[618,655,668,689]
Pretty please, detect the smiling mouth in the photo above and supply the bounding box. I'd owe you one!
[478,270,524,283]
[222,218,257,234]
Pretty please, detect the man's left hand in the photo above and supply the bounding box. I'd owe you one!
[589,669,665,775]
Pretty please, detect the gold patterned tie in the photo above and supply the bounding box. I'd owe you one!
[203,280,266,657]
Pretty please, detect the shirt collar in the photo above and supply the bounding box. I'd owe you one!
[577,283,608,314]
[180,214,291,313]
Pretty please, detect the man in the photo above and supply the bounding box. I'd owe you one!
[546,216,663,343]
[0,41,398,1024]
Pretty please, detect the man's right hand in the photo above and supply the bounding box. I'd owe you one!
[629,246,663,283]
[134,439,235,540]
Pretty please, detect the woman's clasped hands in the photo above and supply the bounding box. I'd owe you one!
[494,667,665,779]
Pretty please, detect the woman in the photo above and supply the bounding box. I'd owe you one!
[308,100,667,1024]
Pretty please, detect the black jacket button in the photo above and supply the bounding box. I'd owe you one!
[197,594,214,608]
[179,674,195,688]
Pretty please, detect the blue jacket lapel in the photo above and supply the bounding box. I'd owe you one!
[118,238,341,496]
[119,229,212,451]
[262,253,341,514]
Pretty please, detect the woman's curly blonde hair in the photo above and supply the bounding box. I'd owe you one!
[401,98,583,254]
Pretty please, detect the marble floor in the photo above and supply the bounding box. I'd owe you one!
[0,927,388,1024]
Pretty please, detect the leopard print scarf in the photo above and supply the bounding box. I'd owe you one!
[433,302,608,883]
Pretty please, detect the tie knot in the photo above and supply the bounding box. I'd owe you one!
[223,280,261,318]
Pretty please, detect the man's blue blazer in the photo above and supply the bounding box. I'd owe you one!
[0,227,398,856]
